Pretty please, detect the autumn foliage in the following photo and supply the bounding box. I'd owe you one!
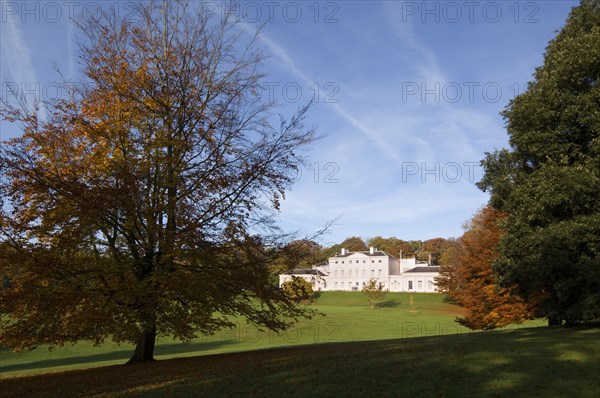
[436,207,535,329]
[0,3,316,363]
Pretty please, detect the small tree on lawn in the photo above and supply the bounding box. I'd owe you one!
[408,295,417,316]
[362,278,387,309]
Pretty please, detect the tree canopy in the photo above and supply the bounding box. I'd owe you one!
[478,0,600,325]
[0,2,316,362]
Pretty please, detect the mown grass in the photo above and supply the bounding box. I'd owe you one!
[0,292,470,376]
[0,292,544,378]
[0,326,598,397]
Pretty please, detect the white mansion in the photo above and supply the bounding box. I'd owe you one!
[279,247,440,293]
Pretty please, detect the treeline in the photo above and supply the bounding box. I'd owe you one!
[274,236,462,271]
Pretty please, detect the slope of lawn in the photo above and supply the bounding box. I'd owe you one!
[0,292,545,378]
[0,326,598,398]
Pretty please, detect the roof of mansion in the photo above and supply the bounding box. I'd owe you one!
[404,266,441,273]
[282,268,327,276]
[332,250,395,258]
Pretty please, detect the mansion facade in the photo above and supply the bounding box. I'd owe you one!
[279,247,440,293]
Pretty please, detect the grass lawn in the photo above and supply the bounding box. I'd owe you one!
[2,292,479,377]
[3,291,588,397]
[0,326,598,397]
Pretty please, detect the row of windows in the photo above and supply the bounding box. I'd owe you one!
[406,280,434,290]
[334,269,382,277]
[333,259,383,264]
[334,281,367,288]
[332,280,435,290]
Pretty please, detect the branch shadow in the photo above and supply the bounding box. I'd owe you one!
[0,340,235,374]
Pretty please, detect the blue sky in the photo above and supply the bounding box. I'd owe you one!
[0,1,578,245]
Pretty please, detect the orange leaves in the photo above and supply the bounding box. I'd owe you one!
[441,207,535,330]
[0,2,316,362]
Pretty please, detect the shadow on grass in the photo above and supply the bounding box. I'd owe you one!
[1,326,599,398]
[0,340,235,374]
[376,300,401,308]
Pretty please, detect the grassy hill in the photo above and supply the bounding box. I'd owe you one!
[2,292,478,377]
[2,292,596,397]
[0,326,598,397]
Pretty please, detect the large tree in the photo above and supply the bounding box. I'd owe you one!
[478,0,600,325]
[0,2,316,363]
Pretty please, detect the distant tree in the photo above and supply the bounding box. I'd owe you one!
[367,236,410,257]
[478,0,600,326]
[340,236,368,252]
[362,278,387,309]
[439,238,463,266]
[423,238,447,265]
[0,2,316,363]
[436,207,535,329]
[281,277,315,304]
[321,243,342,259]
[272,240,326,273]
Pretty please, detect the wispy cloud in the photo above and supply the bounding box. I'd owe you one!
[0,13,44,118]
[1,14,37,91]
[254,30,403,163]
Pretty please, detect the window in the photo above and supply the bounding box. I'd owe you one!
[428,281,434,290]
[363,260,366,263]
[341,270,344,277]
[418,281,422,290]
[371,260,374,263]
[362,281,366,286]
[378,260,382,263]
[356,282,359,286]
[341,261,344,264]
[408,281,413,290]
[334,261,338,264]
[362,269,366,277]
[334,270,338,277]
[335,282,338,288]
[378,270,382,277]
[341,282,345,288]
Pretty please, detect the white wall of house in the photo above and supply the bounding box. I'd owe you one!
[326,250,394,291]
[279,247,440,293]
[390,272,438,293]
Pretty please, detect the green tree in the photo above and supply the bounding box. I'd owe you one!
[367,236,411,257]
[0,2,316,363]
[362,278,387,309]
[281,277,315,304]
[478,0,600,325]
[271,240,326,273]
[340,236,368,252]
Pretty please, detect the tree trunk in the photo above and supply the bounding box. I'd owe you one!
[127,326,157,364]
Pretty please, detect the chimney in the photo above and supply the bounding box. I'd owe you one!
[370,247,376,255]
[428,253,432,265]
[341,248,347,255]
